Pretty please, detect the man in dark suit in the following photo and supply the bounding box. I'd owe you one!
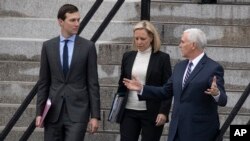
[35,4,100,141]
[123,28,227,141]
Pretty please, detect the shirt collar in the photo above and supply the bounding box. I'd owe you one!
[190,52,205,67]
[137,46,152,54]
[60,35,76,42]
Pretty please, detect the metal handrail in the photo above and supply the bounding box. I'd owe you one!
[0,83,38,141]
[91,0,125,42]
[141,0,151,20]
[77,0,103,35]
[19,119,36,141]
[215,82,250,141]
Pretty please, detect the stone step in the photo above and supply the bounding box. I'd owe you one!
[0,103,244,140]
[1,41,250,69]
[1,18,250,46]
[0,126,231,141]
[0,104,36,127]
[0,61,249,90]
[219,0,250,4]
[0,38,42,62]
[1,80,250,107]
[151,2,250,26]
[0,82,36,104]
[0,105,246,141]
[0,82,249,123]
[0,81,117,108]
[0,104,247,136]
[0,105,109,132]
[0,126,123,141]
[162,0,250,4]
[0,106,160,139]
[103,106,244,140]
[97,44,250,70]
[0,0,138,20]
[1,0,249,25]
[0,127,43,141]
[0,39,249,69]
[0,80,250,109]
[0,81,249,131]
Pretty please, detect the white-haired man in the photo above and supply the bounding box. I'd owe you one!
[123,28,227,141]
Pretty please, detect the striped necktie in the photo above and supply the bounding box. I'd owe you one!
[183,62,193,88]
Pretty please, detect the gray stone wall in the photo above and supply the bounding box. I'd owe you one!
[0,0,249,140]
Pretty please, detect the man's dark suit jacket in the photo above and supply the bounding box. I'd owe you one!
[141,54,227,141]
[36,35,100,123]
[116,50,172,123]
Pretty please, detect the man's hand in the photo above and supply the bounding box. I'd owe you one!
[123,76,143,91]
[155,114,167,126]
[205,76,219,96]
[35,116,43,128]
[88,118,99,134]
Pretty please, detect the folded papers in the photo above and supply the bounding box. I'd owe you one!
[40,98,51,126]
[108,93,125,123]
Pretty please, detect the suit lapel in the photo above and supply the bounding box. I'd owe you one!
[127,52,137,79]
[178,60,189,91]
[145,51,154,82]
[52,37,65,80]
[182,55,208,90]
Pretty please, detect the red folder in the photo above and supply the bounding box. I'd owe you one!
[40,98,51,126]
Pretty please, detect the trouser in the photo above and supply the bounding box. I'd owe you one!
[120,109,164,141]
[44,101,88,141]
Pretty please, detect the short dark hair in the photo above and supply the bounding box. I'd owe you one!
[57,4,78,20]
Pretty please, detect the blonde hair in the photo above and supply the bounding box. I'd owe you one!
[132,20,161,53]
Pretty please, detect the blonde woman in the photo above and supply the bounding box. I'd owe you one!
[116,20,172,141]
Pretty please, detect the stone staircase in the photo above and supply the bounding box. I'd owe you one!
[1,0,250,140]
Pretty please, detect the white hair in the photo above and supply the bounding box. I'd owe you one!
[184,28,207,49]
